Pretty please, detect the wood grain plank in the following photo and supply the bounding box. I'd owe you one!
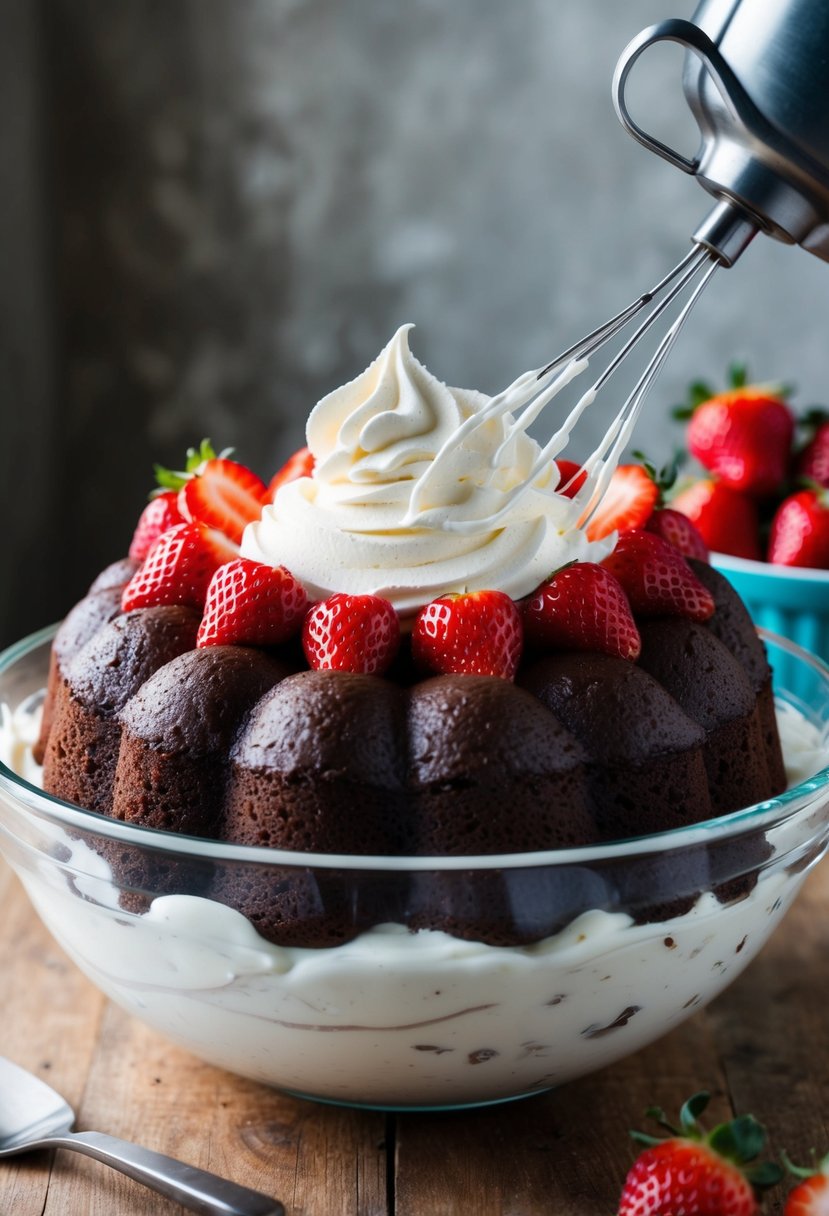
[42,1007,387,1216]
[709,861,829,1216]
[0,863,107,1216]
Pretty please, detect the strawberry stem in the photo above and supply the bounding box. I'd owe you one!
[153,439,234,492]
[781,1149,829,1181]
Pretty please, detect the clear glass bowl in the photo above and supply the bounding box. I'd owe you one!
[1,625,828,1111]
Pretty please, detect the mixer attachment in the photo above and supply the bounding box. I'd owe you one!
[406,233,723,536]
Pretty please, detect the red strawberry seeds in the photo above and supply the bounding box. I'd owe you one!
[645,507,710,562]
[412,590,523,680]
[128,490,185,561]
[121,522,238,612]
[618,1091,781,1216]
[522,563,641,660]
[197,558,308,647]
[602,529,715,621]
[302,593,400,675]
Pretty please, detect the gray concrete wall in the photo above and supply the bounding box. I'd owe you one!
[2,0,828,646]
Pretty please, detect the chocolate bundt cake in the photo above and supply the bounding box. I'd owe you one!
[35,552,788,949]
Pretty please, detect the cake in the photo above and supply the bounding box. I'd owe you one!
[35,326,787,948]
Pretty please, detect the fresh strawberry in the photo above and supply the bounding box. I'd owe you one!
[795,412,829,488]
[411,590,523,680]
[302,593,400,674]
[555,458,587,499]
[128,491,185,561]
[646,507,710,561]
[522,562,641,660]
[179,457,269,546]
[197,558,308,648]
[678,365,794,497]
[268,446,315,497]
[585,464,660,542]
[150,439,269,546]
[671,479,762,560]
[602,529,715,621]
[782,1151,829,1215]
[767,488,829,568]
[618,1091,781,1216]
[121,522,237,612]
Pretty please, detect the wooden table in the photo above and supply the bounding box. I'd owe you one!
[1,852,826,1216]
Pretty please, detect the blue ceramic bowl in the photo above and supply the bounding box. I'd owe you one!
[712,553,829,694]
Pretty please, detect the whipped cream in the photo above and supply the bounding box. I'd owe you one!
[242,326,611,615]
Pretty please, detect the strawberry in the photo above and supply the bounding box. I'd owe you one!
[602,529,715,621]
[179,457,269,546]
[782,1151,829,1215]
[585,464,660,542]
[151,440,268,545]
[121,522,237,612]
[268,445,315,497]
[411,590,523,680]
[302,593,400,674]
[671,479,762,560]
[197,558,308,647]
[646,507,710,561]
[767,488,829,568]
[618,1091,781,1216]
[795,412,829,488]
[678,365,794,497]
[128,491,185,561]
[522,562,641,660]
[555,458,587,499]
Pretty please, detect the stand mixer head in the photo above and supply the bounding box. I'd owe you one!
[456,0,829,521]
[614,0,829,266]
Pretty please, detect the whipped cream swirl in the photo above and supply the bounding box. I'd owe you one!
[242,325,609,615]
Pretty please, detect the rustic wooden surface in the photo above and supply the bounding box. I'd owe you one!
[1,851,827,1216]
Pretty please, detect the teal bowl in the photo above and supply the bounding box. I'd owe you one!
[712,553,829,694]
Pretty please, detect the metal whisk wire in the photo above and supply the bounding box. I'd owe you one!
[577,247,720,529]
[404,242,721,536]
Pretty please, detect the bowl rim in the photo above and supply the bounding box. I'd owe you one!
[1,622,828,872]
[712,551,829,585]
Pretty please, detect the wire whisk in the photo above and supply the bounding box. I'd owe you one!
[404,236,725,537]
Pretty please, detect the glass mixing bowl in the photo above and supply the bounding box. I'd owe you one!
[1,625,828,1111]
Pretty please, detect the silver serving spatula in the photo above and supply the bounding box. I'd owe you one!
[0,1056,284,1215]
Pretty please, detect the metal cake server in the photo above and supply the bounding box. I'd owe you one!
[0,1056,284,1215]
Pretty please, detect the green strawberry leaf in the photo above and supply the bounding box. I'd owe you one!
[153,439,232,491]
[744,1160,784,1190]
[728,362,748,390]
[679,1091,710,1134]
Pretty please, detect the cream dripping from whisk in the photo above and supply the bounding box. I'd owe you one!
[241,325,610,616]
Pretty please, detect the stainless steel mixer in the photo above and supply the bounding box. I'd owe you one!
[528,0,829,526]
[410,0,829,531]
[615,0,829,267]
